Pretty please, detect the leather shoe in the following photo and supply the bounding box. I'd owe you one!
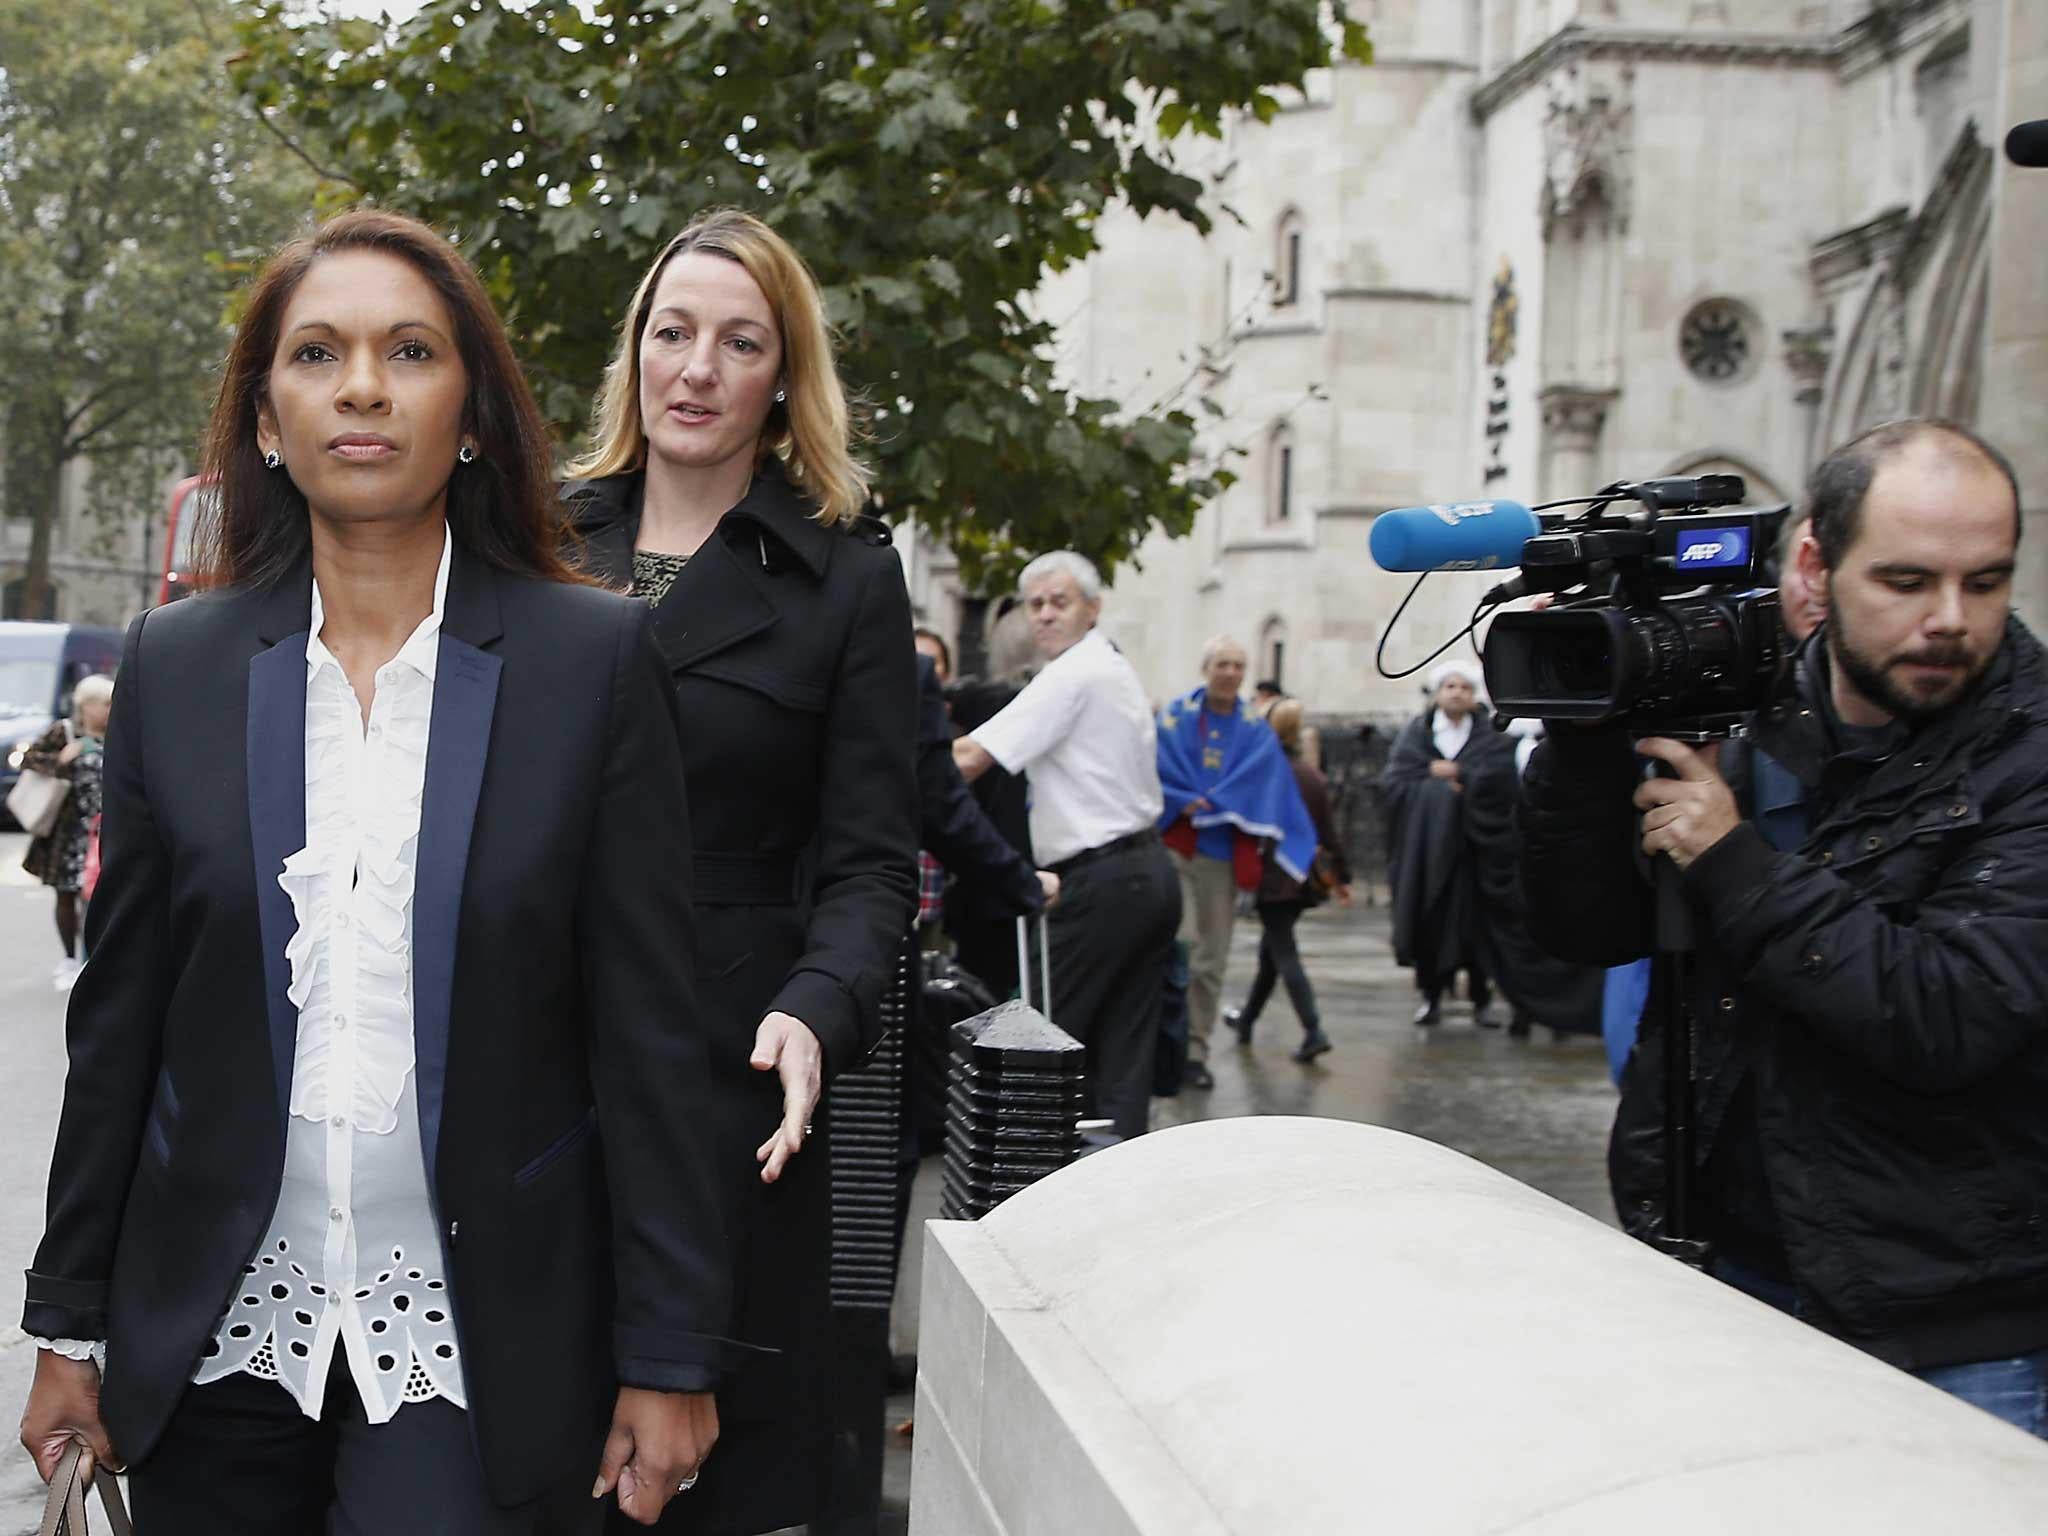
[1413,1001,1441,1027]
[1292,1030,1334,1063]
[1224,1006,1253,1046]
[1183,1059,1216,1090]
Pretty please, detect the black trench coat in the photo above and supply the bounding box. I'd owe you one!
[565,459,919,1535]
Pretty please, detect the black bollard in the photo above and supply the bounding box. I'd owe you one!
[941,1000,1086,1221]
[815,932,915,1536]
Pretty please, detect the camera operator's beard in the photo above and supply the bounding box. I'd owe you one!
[1828,623,1986,725]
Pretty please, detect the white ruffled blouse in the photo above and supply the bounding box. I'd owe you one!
[192,532,466,1422]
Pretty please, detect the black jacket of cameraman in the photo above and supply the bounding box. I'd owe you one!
[1521,618,2048,1370]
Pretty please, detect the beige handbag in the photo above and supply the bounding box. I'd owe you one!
[8,722,73,838]
[37,1444,133,1536]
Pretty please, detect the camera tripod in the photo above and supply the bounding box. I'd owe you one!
[1649,852,1713,1270]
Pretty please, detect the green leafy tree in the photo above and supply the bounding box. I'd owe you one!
[237,0,1369,584]
[0,0,319,619]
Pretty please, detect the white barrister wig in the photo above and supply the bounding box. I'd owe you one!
[1425,659,1485,697]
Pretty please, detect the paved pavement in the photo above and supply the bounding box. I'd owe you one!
[0,834,75,1532]
[0,837,1618,1532]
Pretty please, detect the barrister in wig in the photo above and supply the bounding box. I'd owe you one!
[561,209,919,1536]
[18,210,735,1532]
[1380,661,1512,1027]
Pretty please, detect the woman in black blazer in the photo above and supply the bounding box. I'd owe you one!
[563,209,919,1536]
[19,210,733,1533]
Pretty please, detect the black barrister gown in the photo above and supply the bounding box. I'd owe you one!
[1382,709,1504,987]
[1381,709,1601,1032]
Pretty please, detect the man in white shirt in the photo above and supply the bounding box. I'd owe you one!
[953,552,1181,1140]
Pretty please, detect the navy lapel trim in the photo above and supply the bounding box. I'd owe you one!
[412,631,502,1194]
[247,636,310,1125]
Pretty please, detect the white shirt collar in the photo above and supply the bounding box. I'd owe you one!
[1432,708,1474,758]
[307,526,454,683]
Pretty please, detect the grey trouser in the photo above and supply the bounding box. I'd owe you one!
[1172,849,1239,1062]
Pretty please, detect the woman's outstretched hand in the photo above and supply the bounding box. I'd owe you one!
[751,1011,823,1183]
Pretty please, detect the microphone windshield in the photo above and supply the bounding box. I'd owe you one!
[1369,500,1542,573]
[2007,120,2048,168]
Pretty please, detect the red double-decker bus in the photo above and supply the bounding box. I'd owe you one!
[159,475,212,606]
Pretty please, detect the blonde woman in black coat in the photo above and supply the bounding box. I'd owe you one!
[563,210,918,1536]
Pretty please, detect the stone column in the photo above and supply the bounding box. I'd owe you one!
[1537,384,1618,501]
[1782,326,1834,485]
[1981,0,2048,625]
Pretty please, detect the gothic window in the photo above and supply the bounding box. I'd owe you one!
[1274,209,1304,308]
[1268,427,1295,525]
[1680,299,1758,384]
[1260,617,1288,693]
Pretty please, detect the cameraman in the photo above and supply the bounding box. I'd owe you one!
[1522,419,2048,1434]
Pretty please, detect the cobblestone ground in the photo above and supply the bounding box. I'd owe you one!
[0,840,1616,1533]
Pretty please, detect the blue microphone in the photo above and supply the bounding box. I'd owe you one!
[1369,500,1544,572]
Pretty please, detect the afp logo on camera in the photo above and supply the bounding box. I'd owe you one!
[1674,526,1750,571]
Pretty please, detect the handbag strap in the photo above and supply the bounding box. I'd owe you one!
[38,1445,134,1536]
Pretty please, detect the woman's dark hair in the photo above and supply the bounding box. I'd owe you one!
[1807,417,2022,571]
[913,626,953,677]
[196,207,581,589]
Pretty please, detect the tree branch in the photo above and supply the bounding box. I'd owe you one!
[248,105,367,194]
[65,398,147,456]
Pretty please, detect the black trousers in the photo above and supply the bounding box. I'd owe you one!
[1034,837,1182,1140]
[129,1366,603,1536]
[1421,964,1492,1013]
[1238,900,1320,1035]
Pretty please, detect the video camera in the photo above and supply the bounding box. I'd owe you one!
[1370,476,1792,739]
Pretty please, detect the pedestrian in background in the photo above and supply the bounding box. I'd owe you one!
[562,207,918,1536]
[911,626,958,932]
[1225,699,1352,1062]
[19,208,731,1532]
[1381,661,1512,1028]
[1157,637,1319,1086]
[954,552,1180,1141]
[20,672,113,992]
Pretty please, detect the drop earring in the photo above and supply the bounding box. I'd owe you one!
[458,444,477,464]
[263,450,282,470]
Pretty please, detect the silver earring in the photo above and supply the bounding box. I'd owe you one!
[263,450,282,470]
[458,444,477,464]
[774,389,787,404]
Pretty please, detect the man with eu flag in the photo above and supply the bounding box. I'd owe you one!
[1157,637,1319,1088]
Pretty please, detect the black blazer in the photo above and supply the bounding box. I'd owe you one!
[565,461,917,1534]
[22,544,735,1505]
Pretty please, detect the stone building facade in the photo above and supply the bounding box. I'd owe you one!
[902,0,2046,727]
[0,455,174,628]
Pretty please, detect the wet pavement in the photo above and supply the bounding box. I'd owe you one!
[1153,895,1620,1225]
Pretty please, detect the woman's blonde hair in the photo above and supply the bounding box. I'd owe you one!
[1268,697,1304,755]
[566,210,869,526]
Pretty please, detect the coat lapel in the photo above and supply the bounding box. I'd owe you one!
[412,549,503,1193]
[248,563,314,1126]
[647,526,780,672]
